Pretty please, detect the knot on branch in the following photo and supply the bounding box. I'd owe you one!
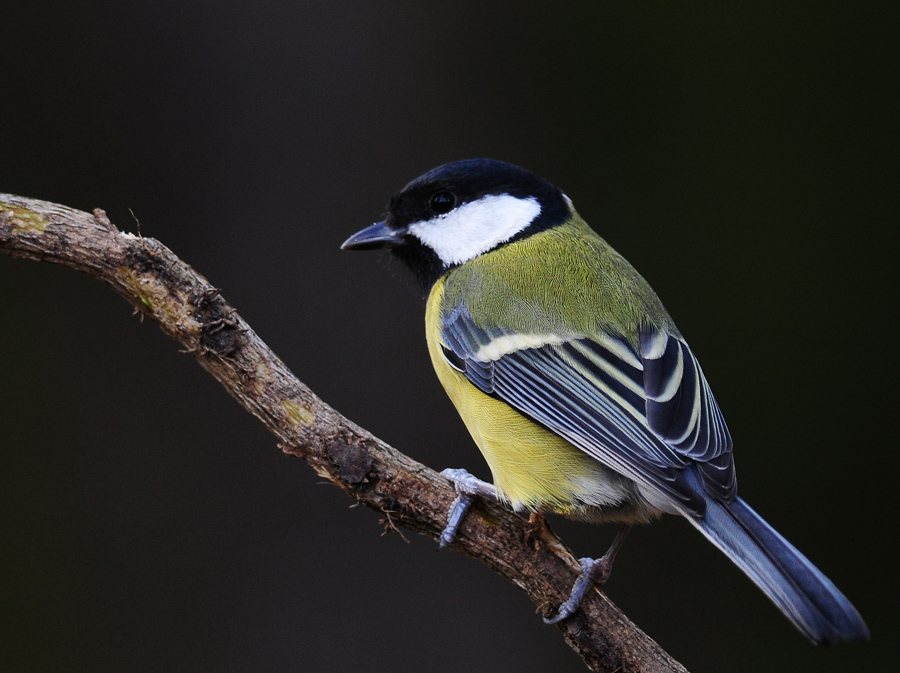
[327,439,375,486]
[192,288,243,357]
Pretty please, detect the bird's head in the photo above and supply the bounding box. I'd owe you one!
[342,159,573,288]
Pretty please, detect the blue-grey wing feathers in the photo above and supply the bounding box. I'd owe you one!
[494,344,706,514]
[442,305,734,514]
[640,329,736,501]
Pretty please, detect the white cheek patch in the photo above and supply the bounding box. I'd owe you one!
[407,194,541,266]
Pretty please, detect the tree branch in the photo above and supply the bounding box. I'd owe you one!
[0,193,687,673]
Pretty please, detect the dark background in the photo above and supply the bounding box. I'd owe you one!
[1,2,896,671]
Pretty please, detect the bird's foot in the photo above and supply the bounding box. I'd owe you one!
[543,524,631,625]
[439,468,497,549]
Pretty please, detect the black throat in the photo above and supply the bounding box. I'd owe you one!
[390,236,447,290]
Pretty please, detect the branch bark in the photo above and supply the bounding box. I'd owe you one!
[0,193,687,673]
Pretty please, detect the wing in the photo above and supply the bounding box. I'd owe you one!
[639,329,735,501]
[442,305,735,516]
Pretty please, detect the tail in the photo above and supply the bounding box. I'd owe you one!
[688,494,869,644]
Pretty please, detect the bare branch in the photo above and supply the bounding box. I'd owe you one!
[0,193,687,673]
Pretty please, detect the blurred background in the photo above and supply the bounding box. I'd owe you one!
[1,2,895,671]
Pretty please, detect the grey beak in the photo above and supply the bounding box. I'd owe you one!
[341,221,405,250]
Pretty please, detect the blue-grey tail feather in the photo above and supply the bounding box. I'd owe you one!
[690,494,869,644]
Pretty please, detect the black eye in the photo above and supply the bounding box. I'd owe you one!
[429,191,456,215]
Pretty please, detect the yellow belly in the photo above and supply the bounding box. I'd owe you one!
[425,278,621,516]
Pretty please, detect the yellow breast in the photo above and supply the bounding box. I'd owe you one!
[425,277,618,516]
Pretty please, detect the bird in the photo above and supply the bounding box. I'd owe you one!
[341,158,869,644]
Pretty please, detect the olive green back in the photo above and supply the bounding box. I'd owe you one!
[440,215,679,347]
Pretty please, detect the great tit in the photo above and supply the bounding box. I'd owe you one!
[342,158,868,644]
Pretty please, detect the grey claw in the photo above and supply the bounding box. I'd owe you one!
[438,468,498,548]
[439,493,473,548]
[543,557,597,625]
